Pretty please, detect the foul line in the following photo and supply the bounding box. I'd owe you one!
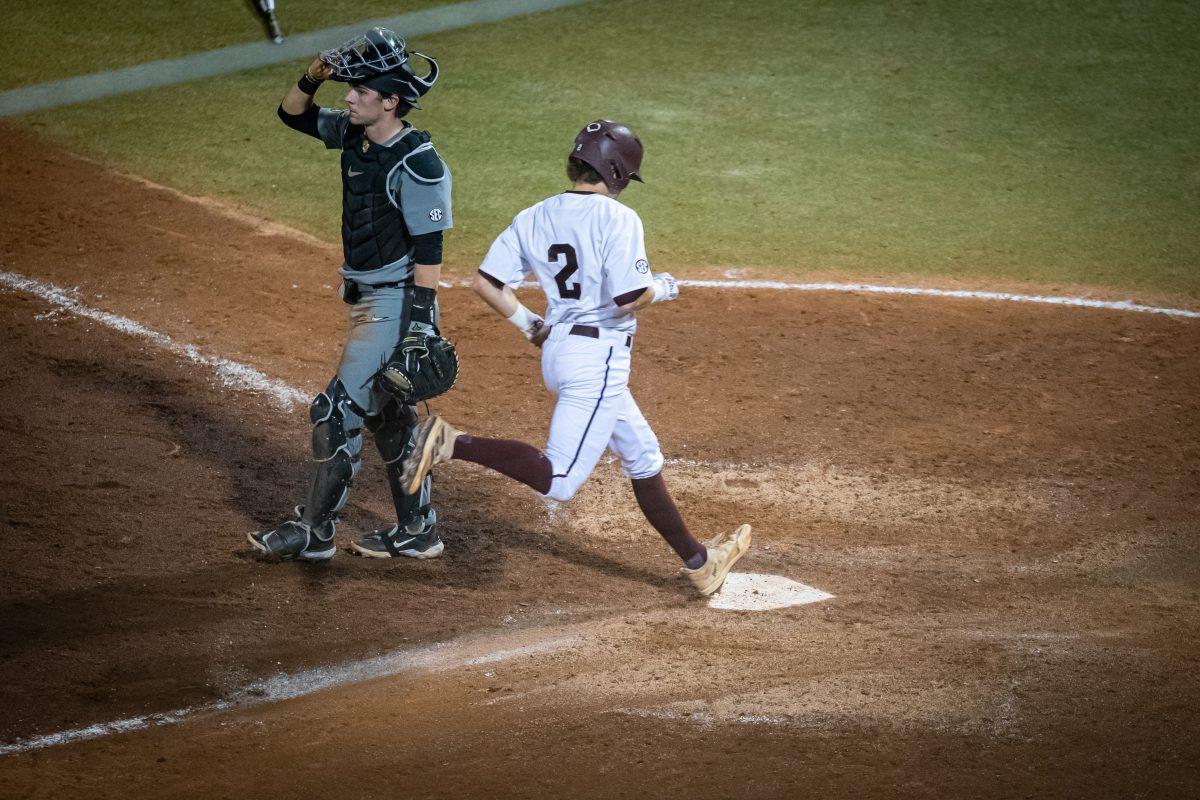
[0,271,309,410]
[0,0,593,116]
[678,279,1200,319]
[0,633,577,756]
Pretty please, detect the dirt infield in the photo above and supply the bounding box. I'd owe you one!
[1,124,1198,798]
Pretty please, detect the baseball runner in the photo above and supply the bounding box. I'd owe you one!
[248,28,457,561]
[398,120,752,596]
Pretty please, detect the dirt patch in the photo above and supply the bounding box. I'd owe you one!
[1,124,1198,798]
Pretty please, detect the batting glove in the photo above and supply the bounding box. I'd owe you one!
[651,273,679,303]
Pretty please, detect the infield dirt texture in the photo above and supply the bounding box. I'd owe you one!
[2,0,1199,798]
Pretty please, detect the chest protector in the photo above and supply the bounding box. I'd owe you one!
[340,126,430,271]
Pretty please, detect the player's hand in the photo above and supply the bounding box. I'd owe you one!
[529,319,550,348]
[651,272,679,303]
[306,57,333,82]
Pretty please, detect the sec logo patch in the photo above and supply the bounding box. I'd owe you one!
[429,208,444,222]
[635,259,650,274]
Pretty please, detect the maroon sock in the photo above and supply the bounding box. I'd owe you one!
[452,434,553,495]
[631,473,705,566]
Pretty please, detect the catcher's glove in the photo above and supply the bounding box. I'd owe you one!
[379,327,459,403]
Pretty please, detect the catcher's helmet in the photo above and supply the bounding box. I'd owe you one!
[320,27,439,108]
[570,119,644,192]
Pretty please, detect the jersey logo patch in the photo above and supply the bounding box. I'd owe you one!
[429,208,444,222]
[635,259,650,274]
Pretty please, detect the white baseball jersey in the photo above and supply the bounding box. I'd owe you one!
[477,191,664,501]
[478,192,654,334]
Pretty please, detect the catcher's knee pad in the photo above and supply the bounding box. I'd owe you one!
[304,380,363,526]
[367,399,418,465]
[621,448,665,481]
[310,379,364,464]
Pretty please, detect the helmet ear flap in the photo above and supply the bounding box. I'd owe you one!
[407,52,439,95]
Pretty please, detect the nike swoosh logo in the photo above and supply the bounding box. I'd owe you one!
[392,536,417,550]
[348,168,364,177]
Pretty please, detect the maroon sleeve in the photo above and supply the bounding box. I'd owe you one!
[613,287,648,306]
[477,269,506,290]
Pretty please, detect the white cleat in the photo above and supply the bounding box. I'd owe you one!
[400,416,461,495]
[681,524,752,596]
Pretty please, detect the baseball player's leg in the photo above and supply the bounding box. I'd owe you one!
[339,286,441,558]
[451,434,553,493]
[605,391,703,565]
[248,378,363,561]
[400,334,630,501]
[401,389,623,500]
[538,334,633,500]
[350,399,442,558]
[542,386,626,501]
[607,390,752,595]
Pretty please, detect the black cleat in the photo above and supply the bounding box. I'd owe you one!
[350,508,443,559]
[247,507,336,562]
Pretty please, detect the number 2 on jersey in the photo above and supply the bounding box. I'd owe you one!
[549,244,581,300]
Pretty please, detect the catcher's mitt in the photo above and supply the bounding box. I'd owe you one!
[380,331,458,403]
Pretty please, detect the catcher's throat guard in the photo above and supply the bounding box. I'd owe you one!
[320,27,439,106]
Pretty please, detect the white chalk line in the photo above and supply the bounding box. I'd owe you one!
[679,279,1200,319]
[0,270,309,411]
[0,634,578,756]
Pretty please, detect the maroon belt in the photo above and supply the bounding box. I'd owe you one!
[568,324,632,348]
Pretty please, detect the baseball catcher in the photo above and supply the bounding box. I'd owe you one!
[248,27,455,561]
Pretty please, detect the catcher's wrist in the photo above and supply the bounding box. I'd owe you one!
[409,286,437,326]
[297,73,323,95]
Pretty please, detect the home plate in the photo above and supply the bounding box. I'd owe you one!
[709,573,834,611]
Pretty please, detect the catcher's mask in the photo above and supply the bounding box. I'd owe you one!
[570,119,644,192]
[320,27,439,108]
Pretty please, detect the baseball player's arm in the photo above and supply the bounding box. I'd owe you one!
[281,57,332,115]
[473,271,546,344]
[474,225,543,343]
[615,274,679,313]
[412,233,443,290]
[407,235,444,337]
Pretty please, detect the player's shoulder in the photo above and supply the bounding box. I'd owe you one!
[320,108,359,145]
[594,194,643,228]
[518,192,565,220]
[397,129,448,184]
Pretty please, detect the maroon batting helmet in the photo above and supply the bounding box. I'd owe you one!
[570,119,644,192]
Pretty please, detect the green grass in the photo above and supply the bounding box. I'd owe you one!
[11,0,1200,295]
[0,0,450,91]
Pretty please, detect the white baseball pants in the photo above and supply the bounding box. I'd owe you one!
[540,325,665,502]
